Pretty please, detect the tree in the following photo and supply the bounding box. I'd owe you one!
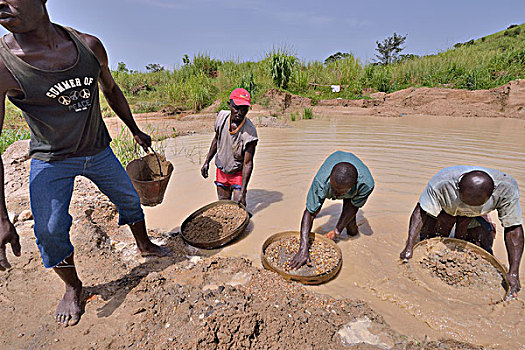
[324,52,351,64]
[182,54,190,66]
[117,61,129,73]
[397,53,419,62]
[375,33,407,65]
[145,63,165,72]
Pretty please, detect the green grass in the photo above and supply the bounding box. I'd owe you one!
[302,108,313,120]
[1,100,30,154]
[110,126,168,165]
[0,126,30,154]
[110,24,525,114]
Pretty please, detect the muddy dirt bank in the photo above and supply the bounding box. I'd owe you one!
[0,141,484,349]
[104,80,525,140]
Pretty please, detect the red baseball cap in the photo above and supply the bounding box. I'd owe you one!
[229,88,251,107]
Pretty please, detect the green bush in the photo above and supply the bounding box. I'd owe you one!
[302,108,313,119]
[266,48,297,89]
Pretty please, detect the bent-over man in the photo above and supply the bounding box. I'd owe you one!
[291,151,374,269]
[400,166,523,299]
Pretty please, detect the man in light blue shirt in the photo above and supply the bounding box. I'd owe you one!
[291,151,374,269]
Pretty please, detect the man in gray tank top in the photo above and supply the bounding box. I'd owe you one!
[201,88,258,207]
[0,0,167,327]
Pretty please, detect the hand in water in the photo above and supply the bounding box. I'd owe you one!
[400,243,414,262]
[506,273,521,300]
[0,219,21,271]
[201,162,209,178]
[290,249,311,270]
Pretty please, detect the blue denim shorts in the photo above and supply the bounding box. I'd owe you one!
[29,147,144,268]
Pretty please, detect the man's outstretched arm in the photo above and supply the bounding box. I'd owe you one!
[329,199,358,239]
[290,208,320,269]
[400,203,425,260]
[504,225,523,299]
[80,33,151,151]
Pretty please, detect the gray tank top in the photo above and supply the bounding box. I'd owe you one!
[0,25,111,161]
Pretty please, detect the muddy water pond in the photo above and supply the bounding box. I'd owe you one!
[145,114,525,349]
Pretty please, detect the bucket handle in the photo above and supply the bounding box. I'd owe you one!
[133,143,164,178]
[149,147,164,178]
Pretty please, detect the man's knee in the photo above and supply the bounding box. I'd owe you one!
[435,211,456,235]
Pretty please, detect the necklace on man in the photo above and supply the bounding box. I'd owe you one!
[229,116,246,135]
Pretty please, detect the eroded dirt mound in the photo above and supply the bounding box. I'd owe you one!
[263,88,312,112]
[368,80,525,118]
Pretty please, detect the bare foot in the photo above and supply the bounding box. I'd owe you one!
[326,230,340,241]
[346,223,359,236]
[55,282,82,327]
[137,242,171,257]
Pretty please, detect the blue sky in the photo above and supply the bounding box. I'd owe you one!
[2,1,524,70]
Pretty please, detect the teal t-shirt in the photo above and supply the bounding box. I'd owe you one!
[306,151,375,213]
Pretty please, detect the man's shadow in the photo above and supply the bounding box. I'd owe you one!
[313,204,374,239]
[245,189,283,215]
[83,239,188,318]
[163,189,282,259]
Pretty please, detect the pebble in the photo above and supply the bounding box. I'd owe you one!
[419,245,502,290]
[8,211,18,223]
[18,210,33,221]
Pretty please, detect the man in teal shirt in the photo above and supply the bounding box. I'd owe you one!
[291,151,374,269]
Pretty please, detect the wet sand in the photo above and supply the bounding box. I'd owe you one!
[144,114,525,349]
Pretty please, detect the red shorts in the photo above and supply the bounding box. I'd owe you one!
[215,168,242,189]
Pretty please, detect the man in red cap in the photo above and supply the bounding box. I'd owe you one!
[201,88,258,207]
